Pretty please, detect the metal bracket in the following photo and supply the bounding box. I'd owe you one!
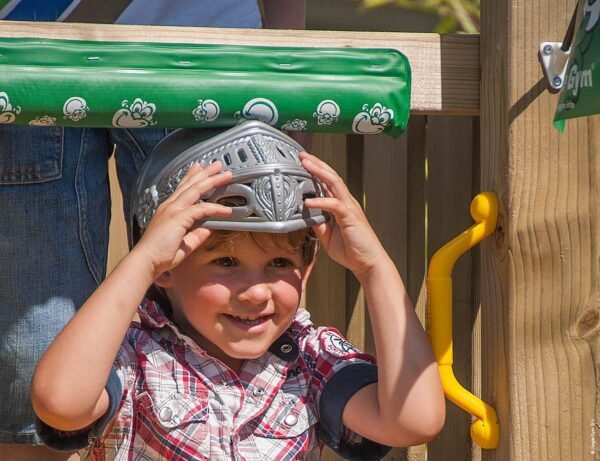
[539,42,570,92]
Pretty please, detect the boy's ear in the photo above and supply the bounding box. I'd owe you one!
[154,271,174,288]
[301,259,317,292]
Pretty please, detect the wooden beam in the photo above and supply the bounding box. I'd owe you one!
[0,20,479,115]
[426,115,478,460]
[480,0,600,460]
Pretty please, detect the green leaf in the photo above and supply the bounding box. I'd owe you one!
[434,15,458,33]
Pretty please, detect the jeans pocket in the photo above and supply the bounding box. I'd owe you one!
[0,126,63,184]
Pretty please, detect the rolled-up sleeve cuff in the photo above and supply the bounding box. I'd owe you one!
[318,362,391,461]
[35,367,122,451]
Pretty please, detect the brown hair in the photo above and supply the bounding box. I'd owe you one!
[202,229,319,265]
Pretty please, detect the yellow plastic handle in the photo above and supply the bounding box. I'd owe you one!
[427,192,500,449]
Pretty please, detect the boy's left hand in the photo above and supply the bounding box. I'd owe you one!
[300,152,387,278]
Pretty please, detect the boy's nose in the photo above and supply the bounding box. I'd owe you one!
[237,281,272,305]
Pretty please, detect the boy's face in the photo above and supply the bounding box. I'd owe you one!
[156,233,313,372]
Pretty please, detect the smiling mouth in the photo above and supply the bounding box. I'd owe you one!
[224,314,273,327]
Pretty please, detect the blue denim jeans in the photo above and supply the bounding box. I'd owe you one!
[0,126,169,444]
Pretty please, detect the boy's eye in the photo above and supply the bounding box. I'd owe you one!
[270,257,293,268]
[214,257,237,267]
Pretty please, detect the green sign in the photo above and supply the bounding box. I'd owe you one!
[554,0,600,129]
[0,38,411,136]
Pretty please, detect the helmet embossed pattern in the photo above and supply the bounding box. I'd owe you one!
[131,121,328,243]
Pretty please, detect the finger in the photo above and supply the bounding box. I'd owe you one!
[177,161,222,191]
[311,221,331,242]
[320,181,333,198]
[152,172,232,228]
[299,152,339,176]
[180,227,214,254]
[186,202,233,223]
[175,161,203,189]
[170,161,224,200]
[301,157,354,203]
[299,152,348,189]
[183,171,232,204]
[304,197,362,224]
[170,168,232,206]
[152,202,232,241]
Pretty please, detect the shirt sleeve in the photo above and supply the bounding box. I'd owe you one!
[318,363,391,460]
[303,327,392,460]
[35,367,123,451]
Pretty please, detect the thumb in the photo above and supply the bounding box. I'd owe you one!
[181,227,213,254]
[312,222,331,244]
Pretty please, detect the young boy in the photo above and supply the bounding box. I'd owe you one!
[31,121,445,460]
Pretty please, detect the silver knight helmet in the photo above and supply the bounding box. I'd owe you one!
[130,120,328,245]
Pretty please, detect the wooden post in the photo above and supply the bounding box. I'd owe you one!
[481,0,600,460]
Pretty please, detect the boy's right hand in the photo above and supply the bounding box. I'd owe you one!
[300,152,388,279]
[133,161,233,279]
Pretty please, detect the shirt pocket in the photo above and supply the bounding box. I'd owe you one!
[253,394,317,439]
[135,391,210,451]
[0,126,63,184]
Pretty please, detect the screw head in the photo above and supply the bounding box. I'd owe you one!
[553,76,563,87]
[543,44,553,55]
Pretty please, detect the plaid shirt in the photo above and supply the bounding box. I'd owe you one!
[38,299,390,460]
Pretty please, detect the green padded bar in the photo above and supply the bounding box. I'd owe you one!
[0,38,410,136]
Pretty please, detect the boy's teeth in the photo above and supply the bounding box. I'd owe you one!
[229,314,270,325]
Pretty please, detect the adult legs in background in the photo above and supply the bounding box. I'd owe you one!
[0,126,167,460]
[109,128,171,241]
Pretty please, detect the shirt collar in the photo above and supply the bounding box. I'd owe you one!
[138,298,171,329]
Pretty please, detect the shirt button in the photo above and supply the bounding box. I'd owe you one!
[284,414,298,426]
[252,387,266,397]
[159,407,173,421]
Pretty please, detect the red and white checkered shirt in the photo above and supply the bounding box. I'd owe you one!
[38,299,390,460]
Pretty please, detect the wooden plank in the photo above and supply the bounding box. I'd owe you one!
[305,133,348,335]
[362,131,409,461]
[405,115,428,317]
[425,115,477,460]
[304,133,353,461]
[0,20,479,115]
[405,115,428,461]
[480,0,600,460]
[363,133,408,278]
[107,154,128,273]
[361,132,409,351]
[471,117,483,461]
[341,135,369,355]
